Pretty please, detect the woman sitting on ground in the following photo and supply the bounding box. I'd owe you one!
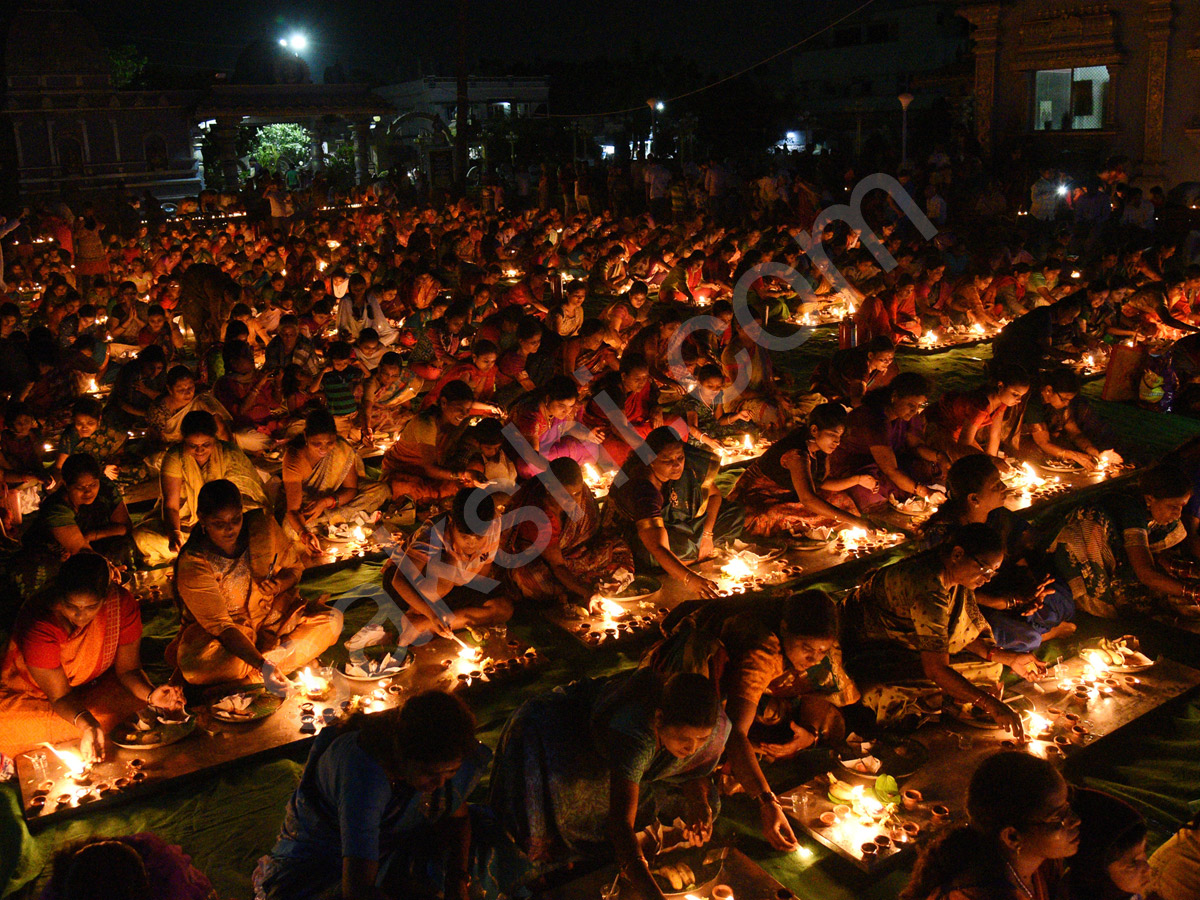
[281,409,390,555]
[508,374,602,478]
[827,372,947,510]
[601,427,737,599]
[901,751,1079,900]
[923,454,1076,652]
[381,379,483,508]
[255,691,488,900]
[841,523,1044,734]
[927,364,1031,461]
[500,457,634,607]
[490,671,731,889]
[172,479,341,690]
[649,590,855,848]
[0,552,184,762]
[578,353,661,469]
[19,454,137,592]
[146,364,233,446]
[730,402,876,537]
[1050,461,1198,619]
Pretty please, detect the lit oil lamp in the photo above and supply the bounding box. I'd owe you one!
[294,666,331,700]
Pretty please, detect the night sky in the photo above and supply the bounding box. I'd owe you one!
[81,0,858,84]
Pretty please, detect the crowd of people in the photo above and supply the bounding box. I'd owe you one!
[3,142,1200,900]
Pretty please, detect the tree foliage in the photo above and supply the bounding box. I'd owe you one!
[251,123,312,174]
[109,44,148,89]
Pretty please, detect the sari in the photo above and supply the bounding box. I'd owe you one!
[0,586,143,757]
[489,669,730,876]
[509,394,600,478]
[172,510,341,684]
[501,479,633,604]
[841,550,1002,726]
[381,412,464,503]
[729,440,858,537]
[282,437,389,530]
[1050,492,1186,618]
[147,393,233,444]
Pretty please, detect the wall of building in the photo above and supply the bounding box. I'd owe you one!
[972,0,1200,186]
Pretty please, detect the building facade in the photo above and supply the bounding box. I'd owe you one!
[0,1,201,203]
[959,0,1200,184]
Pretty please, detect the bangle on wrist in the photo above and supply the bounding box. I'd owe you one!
[755,790,780,807]
[73,710,90,728]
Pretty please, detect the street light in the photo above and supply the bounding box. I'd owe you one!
[898,92,914,166]
[284,32,307,53]
[647,98,662,156]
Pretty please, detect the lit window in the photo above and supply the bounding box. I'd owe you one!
[1032,65,1109,131]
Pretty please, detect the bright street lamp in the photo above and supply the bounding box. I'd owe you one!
[287,32,307,52]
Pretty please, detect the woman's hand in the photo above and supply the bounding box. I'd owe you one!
[80,723,108,764]
[685,571,721,599]
[697,531,715,561]
[979,696,1026,741]
[168,529,185,553]
[147,684,185,712]
[856,473,880,492]
[759,800,800,851]
[1005,651,1047,682]
[681,782,714,847]
[103,464,120,480]
[299,529,323,556]
[758,722,819,762]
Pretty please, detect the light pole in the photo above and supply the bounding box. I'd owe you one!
[898,92,914,167]
[647,99,664,157]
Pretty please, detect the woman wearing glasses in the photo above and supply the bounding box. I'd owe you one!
[840,522,1045,738]
[902,751,1079,900]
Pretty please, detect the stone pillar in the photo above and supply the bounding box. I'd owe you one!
[311,128,325,173]
[352,119,371,185]
[1143,0,1174,173]
[212,117,240,189]
[960,4,1001,156]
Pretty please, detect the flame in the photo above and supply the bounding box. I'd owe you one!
[583,462,602,485]
[1083,353,1095,368]
[842,526,868,550]
[722,555,753,580]
[742,433,753,451]
[594,597,625,620]
[351,525,367,542]
[971,322,986,335]
[1021,462,1046,486]
[318,260,328,272]
[457,646,483,663]
[1081,650,1110,673]
[295,667,329,695]
[85,377,98,393]
[921,330,937,345]
[1026,712,1051,735]
[44,744,86,777]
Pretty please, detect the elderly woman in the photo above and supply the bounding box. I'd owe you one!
[281,408,390,555]
[19,454,136,592]
[146,364,232,446]
[172,479,342,689]
[841,522,1044,735]
[490,670,730,891]
[500,458,633,606]
[254,691,488,900]
[0,552,184,762]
